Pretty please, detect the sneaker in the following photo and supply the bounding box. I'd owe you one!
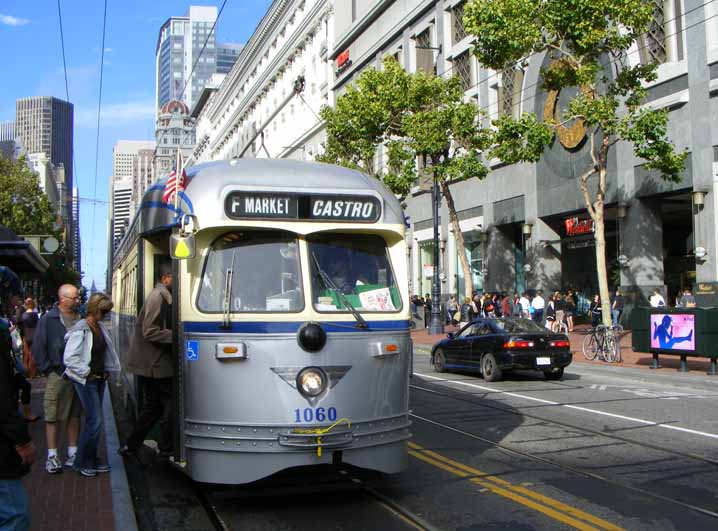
[45,455,63,474]
[79,468,97,477]
[94,464,111,473]
[64,453,76,468]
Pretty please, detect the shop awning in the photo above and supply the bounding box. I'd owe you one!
[0,225,49,274]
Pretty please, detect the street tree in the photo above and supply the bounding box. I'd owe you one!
[464,0,687,326]
[0,155,80,294]
[318,57,492,299]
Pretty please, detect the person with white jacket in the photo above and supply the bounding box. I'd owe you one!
[63,293,120,477]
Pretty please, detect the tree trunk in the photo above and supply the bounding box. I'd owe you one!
[440,180,474,300]
[593,208,613,327]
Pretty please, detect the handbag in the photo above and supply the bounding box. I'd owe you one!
[453,310,462,322]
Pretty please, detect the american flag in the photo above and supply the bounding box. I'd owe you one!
[163,150,186,204]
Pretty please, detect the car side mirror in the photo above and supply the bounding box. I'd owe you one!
[447,332,454,339]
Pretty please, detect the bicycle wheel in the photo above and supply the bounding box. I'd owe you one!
[604,334,619,363]
[582,332,598,360]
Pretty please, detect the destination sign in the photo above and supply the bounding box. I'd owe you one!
[225,192,381,222]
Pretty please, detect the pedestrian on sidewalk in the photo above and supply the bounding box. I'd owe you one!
[63,293,120,477]
[519,292,530,319]
[611,289,625,326]
[119,263,175,459]
[19,299,38,379]
[590,295,602,327]
[649,289,665,308]
[677,288,696,308]
[423,294,432,328]
[531,291,545,324]
[32,284,83,474]
[565,290,576,332]
[459,297,472,325]
[0,266,36,531]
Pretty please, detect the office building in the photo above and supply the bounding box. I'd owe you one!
[111,179,133,248]
[0,121,14,141]
[112,140,156,183]
[72,187,81,273]
[155,100,195,176]
[155,6,243,113]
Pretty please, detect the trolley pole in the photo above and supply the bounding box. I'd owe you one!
[428,176,444,335]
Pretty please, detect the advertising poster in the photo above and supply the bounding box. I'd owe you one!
[650,313,695,351]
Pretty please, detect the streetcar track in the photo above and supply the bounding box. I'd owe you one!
[410,381,718,467]
[408,385,718,519]
[195,470,437,531]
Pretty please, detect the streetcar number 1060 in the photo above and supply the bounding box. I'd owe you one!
[294,407,338,423]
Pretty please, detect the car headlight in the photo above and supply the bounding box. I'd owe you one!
[296,367,327,398]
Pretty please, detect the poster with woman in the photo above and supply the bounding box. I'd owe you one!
[650,314,695,351]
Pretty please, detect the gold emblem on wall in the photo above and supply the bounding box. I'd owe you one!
[542,62,590,150]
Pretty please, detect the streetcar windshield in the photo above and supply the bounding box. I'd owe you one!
[197,231,303,313]
[308,233,401,312]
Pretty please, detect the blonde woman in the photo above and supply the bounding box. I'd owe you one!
[63,293,120,477]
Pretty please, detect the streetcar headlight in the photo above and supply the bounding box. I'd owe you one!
[296,367,327,398]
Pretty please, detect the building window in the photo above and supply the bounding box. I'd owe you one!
[415,28,435,74]
[452,51,471,91]
[640,0,684,65]
[419,241,435,297]
[498,67,524,118]
[451,1,467,45]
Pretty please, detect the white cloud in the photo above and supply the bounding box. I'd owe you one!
[0,14,30,26]
[104,47,112,53]
[75,100,155,128]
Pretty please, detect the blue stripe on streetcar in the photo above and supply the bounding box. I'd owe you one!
[183,320,412,334]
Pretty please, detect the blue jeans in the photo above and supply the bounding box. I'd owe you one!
[73,379,105,470]
[612,309,622,326]
[0,479,30,531]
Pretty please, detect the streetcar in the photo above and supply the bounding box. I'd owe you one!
[111,159,412,484]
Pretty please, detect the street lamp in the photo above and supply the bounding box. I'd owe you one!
[428,169,444,335]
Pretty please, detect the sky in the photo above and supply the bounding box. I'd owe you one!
[0,0,273,290]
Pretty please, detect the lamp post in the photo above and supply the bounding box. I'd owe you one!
[428,175,444,335]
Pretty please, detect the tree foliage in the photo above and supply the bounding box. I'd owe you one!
[464,0,687,324]
[0,156,80,295]
[319,57,492,197]
[319,57,493,298]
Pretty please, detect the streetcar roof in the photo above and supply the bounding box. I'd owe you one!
[139,159,406,235]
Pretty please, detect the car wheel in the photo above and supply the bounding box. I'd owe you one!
[544,367,564,380]
[433,349,447,373]
[481,353,502,382]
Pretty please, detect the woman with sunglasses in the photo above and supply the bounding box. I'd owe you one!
[63,293,120,477]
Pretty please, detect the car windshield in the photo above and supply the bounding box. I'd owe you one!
[197,230,303,313]
[308,233,401,312]
[493,318,546,333]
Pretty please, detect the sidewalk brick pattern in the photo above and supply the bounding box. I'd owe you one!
[23,378,115,531]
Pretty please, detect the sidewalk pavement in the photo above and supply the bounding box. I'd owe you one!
[21,377,137,531]
[411,323,715,375]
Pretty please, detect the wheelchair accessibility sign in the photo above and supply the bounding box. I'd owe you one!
[186,340,199,362]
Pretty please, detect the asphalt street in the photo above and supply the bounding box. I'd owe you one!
[115,350,718,530]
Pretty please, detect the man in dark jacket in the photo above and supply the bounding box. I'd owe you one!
[120,263,174,457]
[0,266,36,530]
[32,284,82,474]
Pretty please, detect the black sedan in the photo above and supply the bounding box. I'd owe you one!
[430,318,572,381]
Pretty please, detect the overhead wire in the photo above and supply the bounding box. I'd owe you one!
[90,0,109,285]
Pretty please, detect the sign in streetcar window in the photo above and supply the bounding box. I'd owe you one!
[224,192,381,222]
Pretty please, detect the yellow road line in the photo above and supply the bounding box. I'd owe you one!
[408,442,625,531]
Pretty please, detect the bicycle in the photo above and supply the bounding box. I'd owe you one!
[582,325,620,362]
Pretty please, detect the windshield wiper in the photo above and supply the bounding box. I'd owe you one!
[221,250,236,329]
[311,252,368,329]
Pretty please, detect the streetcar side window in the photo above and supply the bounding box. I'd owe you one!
[308,233,402,312]
[196,230,303,313]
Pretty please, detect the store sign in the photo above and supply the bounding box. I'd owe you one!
[336,49,352,76]
[224,192,381,222]
[564,216,594,237]
[423,264,434,278]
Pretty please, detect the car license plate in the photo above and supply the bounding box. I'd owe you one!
[536,357,551,366]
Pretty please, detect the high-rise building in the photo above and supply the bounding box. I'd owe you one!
[132,147,156,212]
[155,100,196,176]
[111,179,133,249]
[14,96,75,265]
[0,121,14,141]
[72,187,81,273]
[15,97,74,194]
[155,6,243,114]
[112,140,156,183]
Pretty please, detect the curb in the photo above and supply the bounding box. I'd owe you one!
[412,344,718,391]
[103,388,139,531]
